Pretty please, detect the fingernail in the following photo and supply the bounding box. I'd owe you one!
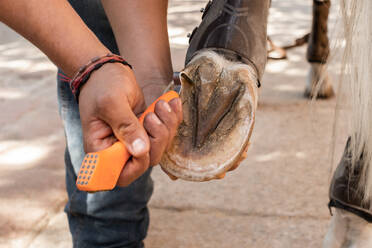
[151,113,162,125]
[131,138,146,154]
[163,102,172,113]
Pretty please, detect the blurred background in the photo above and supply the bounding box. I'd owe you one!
[0,0,348,247]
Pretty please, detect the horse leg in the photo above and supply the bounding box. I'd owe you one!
[185,0,269,82]
[160,0,270,180]
[305,0,334,98]
[323,209,372,248]
[324,140,372,247]
[324,0,372,246]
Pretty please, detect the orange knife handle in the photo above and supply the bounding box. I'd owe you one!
[76,90,179,192]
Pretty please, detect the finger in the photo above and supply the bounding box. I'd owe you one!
[85,134,117,153]
[98,95,150,157]
[168,97,183,124]
[143,113,169,165]
[154,100,179,148]
[82,120,117,152]
[117,152,150,187]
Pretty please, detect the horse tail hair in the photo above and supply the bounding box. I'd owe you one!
[340,0,372,203]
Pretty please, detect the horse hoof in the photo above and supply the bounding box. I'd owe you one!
[304,62,334,99]
[160,51,258,181]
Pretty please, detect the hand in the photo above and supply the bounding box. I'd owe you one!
[78,63,182,187]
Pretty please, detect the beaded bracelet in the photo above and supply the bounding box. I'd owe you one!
[69,53,132,102]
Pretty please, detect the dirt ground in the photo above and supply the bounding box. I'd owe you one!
[0,1,349,247]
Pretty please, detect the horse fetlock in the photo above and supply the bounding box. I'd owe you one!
[305,62,334,99]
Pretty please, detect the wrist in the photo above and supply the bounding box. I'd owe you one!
[134,67,173,106]
[78,62,137,105]
[69,53,132,102]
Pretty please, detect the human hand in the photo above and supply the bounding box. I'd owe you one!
[78,63,182,186]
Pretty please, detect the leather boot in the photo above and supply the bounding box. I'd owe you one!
[329,138,372,222]
[186,0,270,83]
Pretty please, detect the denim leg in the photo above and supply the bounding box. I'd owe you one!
[57,1,154,247]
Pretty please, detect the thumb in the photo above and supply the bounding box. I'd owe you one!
[100,98,150,157]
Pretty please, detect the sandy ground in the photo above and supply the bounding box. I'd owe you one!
[0,0,349,247]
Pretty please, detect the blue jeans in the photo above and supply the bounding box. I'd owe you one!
[57,1,153,247]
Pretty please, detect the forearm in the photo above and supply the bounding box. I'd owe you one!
[0,0,109,77]
[101,0,173,94]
